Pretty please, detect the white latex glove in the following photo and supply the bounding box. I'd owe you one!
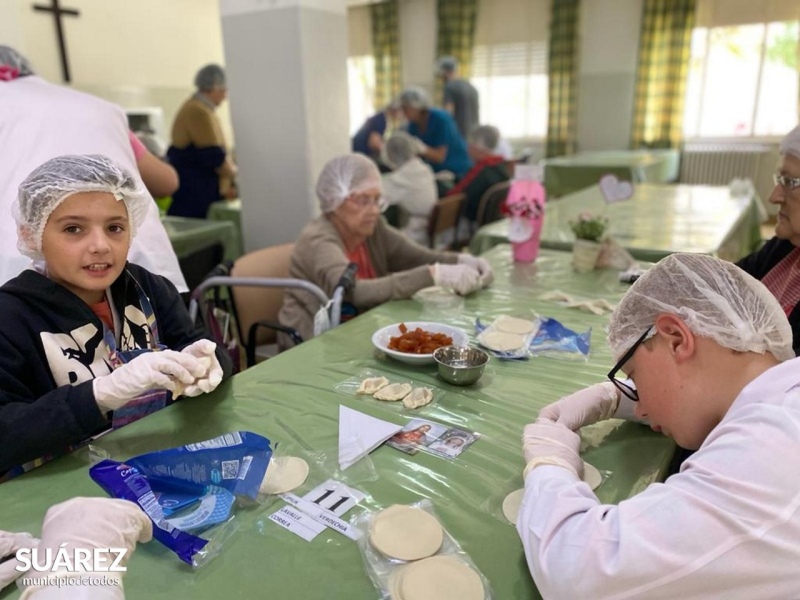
[457,254,494,287]
[0,531,38,592]
[180,339,223,396]
[19,498,152,600]
[93,350,206,412]
[522,420,583,478]
[537,382,621,431]
[413,137,429,156]
[431,263,481,296]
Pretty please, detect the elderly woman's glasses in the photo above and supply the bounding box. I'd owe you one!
[348,193,388,213]
[773,173,800,191]
[607,326,654,402]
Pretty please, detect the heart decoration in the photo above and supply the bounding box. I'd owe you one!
[598,174,634,203]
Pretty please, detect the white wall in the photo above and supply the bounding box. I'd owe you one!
[0,0,234,148]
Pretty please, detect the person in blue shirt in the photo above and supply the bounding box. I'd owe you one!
[399,87,473,180]
[351,101,403,162]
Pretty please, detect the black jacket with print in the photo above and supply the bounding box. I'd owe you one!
[0,263,232,471]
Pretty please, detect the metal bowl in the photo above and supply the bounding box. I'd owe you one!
[433,345,489,386]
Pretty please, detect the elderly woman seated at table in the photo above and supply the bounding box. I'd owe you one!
[382,132,438,245]
[400,87,473,181]
[277,154,492,349]
[737,124,800,355]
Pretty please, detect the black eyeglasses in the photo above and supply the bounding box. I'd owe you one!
[607,326,653,401]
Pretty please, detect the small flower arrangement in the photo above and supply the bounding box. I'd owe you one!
[569,211,608,242]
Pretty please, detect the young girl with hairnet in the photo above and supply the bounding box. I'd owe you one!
[0,155,233,479]
[277,153,493,349]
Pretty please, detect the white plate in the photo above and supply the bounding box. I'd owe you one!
[372,321,469,365]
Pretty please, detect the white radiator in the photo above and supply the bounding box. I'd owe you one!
[679,144,770,185]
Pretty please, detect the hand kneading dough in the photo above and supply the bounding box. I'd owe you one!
[259,456,310,495]
[374,382,413,401]
[173,355,213,397]
[357,376,390,395]
[369,505,443,560]
[493,315,536,335]
[480,330,526,352]
[402,387,433,409]
[398,556,484,600]
[503,462,603,524]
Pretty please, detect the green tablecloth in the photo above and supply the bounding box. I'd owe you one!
[0,246,674,600]
[161,216,239,263]
[207,199,244,258]
[470,183,762,263]
[543,149,680,198]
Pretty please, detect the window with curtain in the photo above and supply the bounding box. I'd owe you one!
[347,6,376,135]
[684,0,800,138]
[470,0,549,140]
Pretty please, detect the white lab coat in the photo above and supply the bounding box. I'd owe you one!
[0,77,186,290]
[518,357,800,600]
[382,158,438,246]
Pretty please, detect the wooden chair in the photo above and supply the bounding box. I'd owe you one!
[427,193,466,249]
[475,181,511,227]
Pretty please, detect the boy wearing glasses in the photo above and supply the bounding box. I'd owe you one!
[518,253,799,599]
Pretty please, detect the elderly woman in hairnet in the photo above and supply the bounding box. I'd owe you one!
[167,64,237,218]
[736,124,800,354]
[519,253,800,599]
[382,132,438,245]
[399,87,473,180]
[0,155,231,479]
[277,154,492,348]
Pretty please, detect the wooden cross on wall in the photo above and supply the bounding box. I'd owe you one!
[32,0,80,83]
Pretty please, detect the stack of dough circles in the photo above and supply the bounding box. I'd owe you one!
[258,456,310,495]
[502,462,603,524]
[389,556,484,600]
[369,505,443,560]
[493,315,537,335]
[479,330,526,352]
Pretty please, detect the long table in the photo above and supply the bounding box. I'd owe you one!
[0,246,674,600]
[161,215,240,263]
[207,199,244,258]
[543,149,680,198]
[470,183,763,263]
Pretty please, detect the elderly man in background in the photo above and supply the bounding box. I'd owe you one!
[167,64,237,219]
[447,125,511,223]
[400,87,472,182]
[436,56,479,139]
[519,253,800,599]
[382,132,438,245]
[278,154,492,348]
[0,46,185,290]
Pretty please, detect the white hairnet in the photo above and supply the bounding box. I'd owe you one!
[780,125,800,159]
[14,155,150,260]
[385,132,416,169]
[437,55,458,75]
[607,253,794,363]
[194,64,225,91]
[400,87,430,110]
[316,154,381,213]
[0,45,34,77]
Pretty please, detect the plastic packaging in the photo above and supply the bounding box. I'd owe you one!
[474,315,541,360]
[529,317,591,361]
[355,499,492,599]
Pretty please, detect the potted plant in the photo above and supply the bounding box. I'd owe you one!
[569,211,608,272]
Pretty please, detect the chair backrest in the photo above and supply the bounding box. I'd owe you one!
[427,193,465,248]
[230,243,295,345]
[178,242,225,293]
[475,181,511,227]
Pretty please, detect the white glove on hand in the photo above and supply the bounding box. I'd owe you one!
[180,339,223,397]
[457,254,494,287]
[537,382,621,431]
[93,350,207,412]
[413,137,429,156]
[38,498,152,573]
[432,263,481,296]
[522,420,583,478]
[0,531,38,592]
